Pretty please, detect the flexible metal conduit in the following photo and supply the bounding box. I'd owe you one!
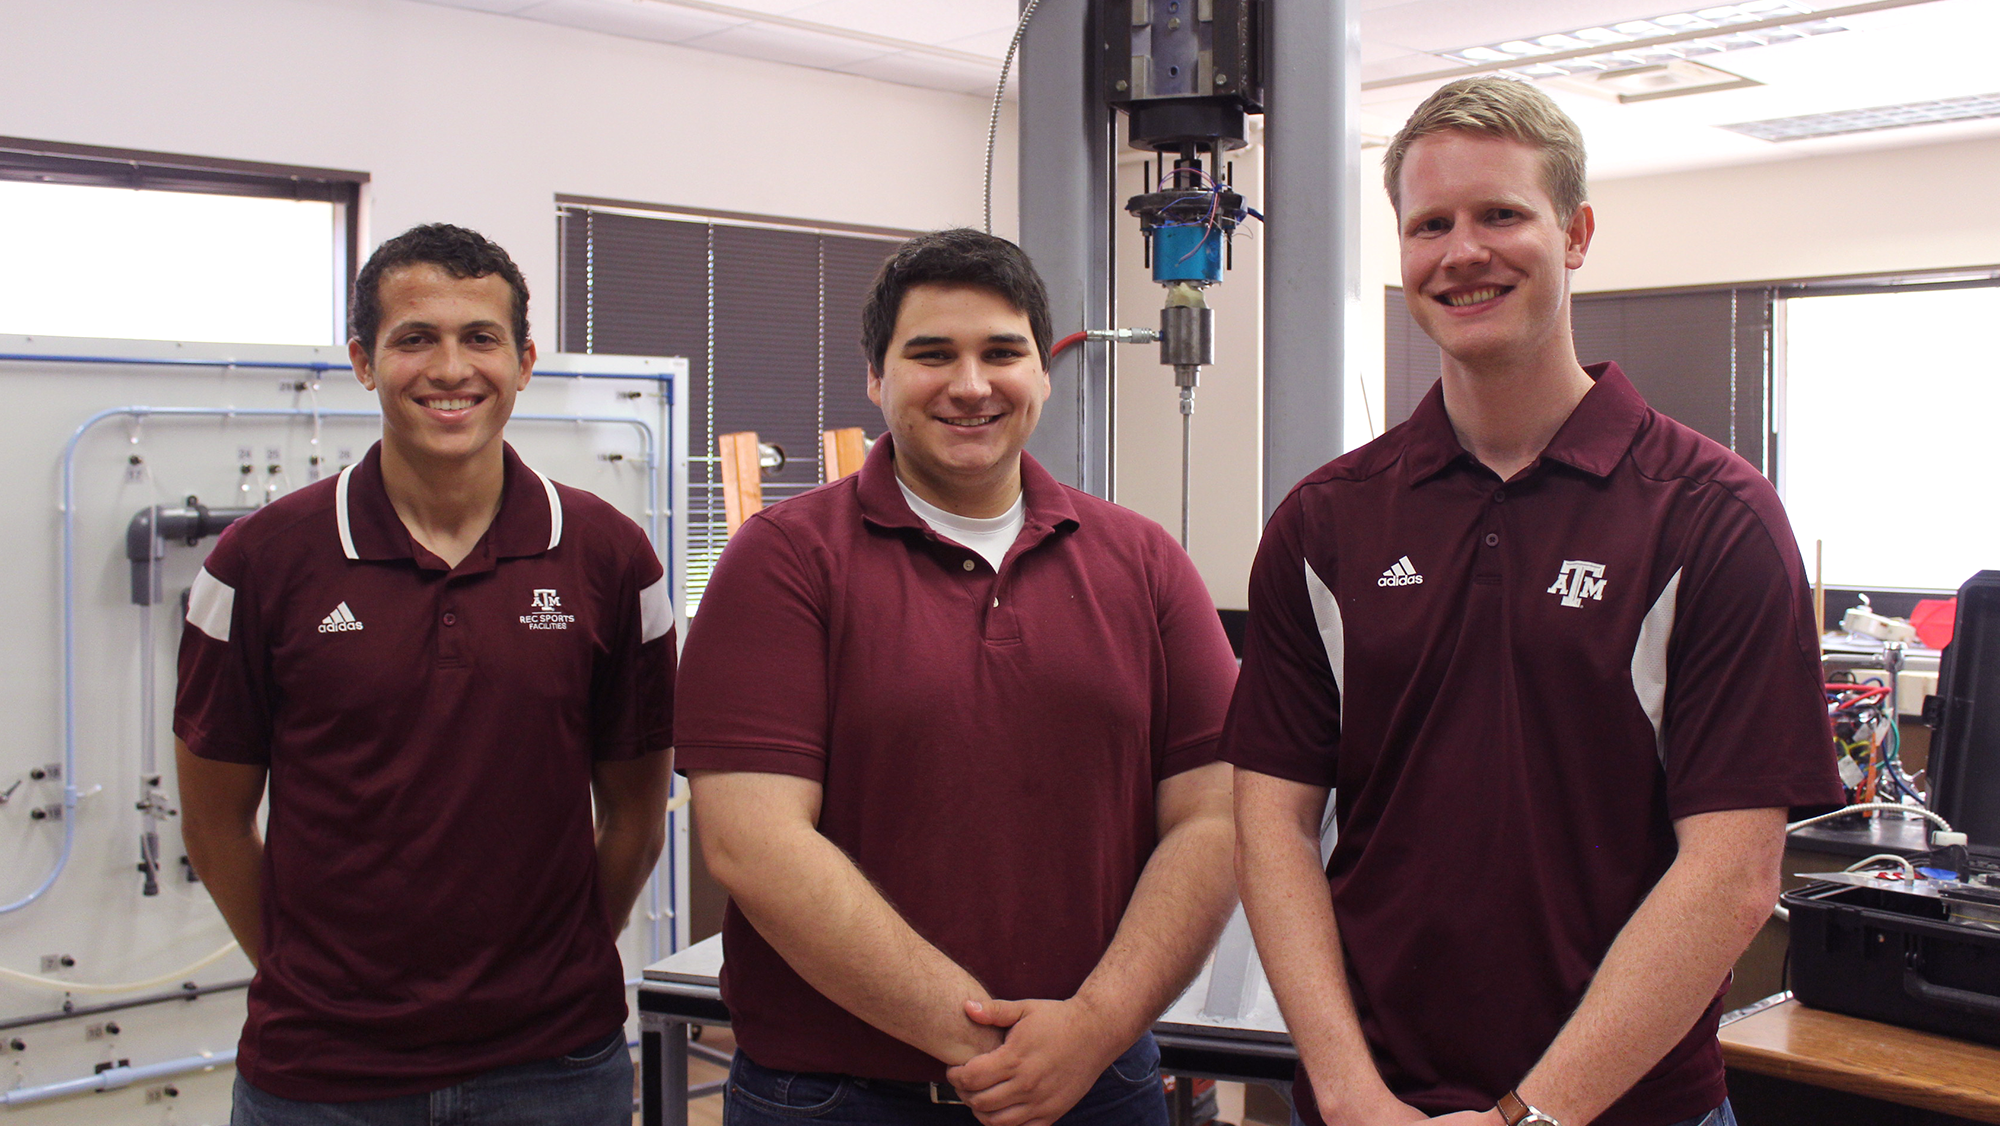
[1,359,679,959]
[0,1048,237,1108]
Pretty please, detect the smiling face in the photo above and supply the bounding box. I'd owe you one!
[867,282,1050,517]
[349,264,534,478]
[1396,130,1594,376]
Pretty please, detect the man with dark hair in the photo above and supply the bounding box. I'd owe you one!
[1227,78,1841,1126]
[176,222,674,1125]
[677,227,1240,1126]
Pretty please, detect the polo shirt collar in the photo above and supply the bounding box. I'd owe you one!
[335,441,563,566]
[1402,361,1648,485]
[856,434,1080,539]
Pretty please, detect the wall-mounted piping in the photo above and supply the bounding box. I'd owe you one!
[0,1047,236,1108]
[0,979,249,1034]
[4,396,668,950]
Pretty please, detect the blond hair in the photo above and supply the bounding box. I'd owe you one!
[1383,77,1587,218]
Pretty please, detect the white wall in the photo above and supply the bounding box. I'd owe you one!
[0,2,1009,1122]
[1579,133,2000,292]
[0,0,1014,331]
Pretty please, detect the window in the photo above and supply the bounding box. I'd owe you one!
[0,137,364,346]
[556,199,910,612]
[1781,280,2000,592]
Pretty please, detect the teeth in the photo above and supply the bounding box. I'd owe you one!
[941,416,996,427]
[1446,287,1503,307]
[428,398,476,410]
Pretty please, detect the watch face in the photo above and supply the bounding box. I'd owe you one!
[1522,1115,1561,1126]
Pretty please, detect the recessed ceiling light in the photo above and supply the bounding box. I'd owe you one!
[1722,92,2000,141]
[1440,1,1846,81]
[1545,58,1762,103]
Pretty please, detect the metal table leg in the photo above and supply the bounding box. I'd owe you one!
[640,1011,689,1126]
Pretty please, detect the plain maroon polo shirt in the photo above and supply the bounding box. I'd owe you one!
[1222,365,1842,1126]
[675,436,1239,1083]
[175,442,674,1101]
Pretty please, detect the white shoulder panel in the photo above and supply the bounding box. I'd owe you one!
[532,468,564,551]
[1632,568,1682,765]
[1304,558,1346,722]
[639,575,674,645]
[334,463,360,561]
[186,567,236,644]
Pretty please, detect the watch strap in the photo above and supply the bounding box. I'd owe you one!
[1496,1090,1560,1126]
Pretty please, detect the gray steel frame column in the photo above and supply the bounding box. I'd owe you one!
[1018,0,1117,497]
[1263,0,1359,518]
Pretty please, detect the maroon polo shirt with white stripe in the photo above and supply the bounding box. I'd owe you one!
[175,441,674,1101]
[675,436,1239,1083]
[1222,365,1841,1126]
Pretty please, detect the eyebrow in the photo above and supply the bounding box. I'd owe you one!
[899,332,1032,349]
[386,319,508,337]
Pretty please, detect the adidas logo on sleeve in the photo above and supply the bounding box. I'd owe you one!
[1378,556,1424,587]
[318,602,365,633]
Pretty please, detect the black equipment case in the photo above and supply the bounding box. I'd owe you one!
[1783,570,2000,1044]
[1783,879,2000,1045]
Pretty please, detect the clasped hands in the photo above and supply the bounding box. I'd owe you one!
[945,995,1125,1126]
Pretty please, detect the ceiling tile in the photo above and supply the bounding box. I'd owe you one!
[786,0,1015,46]
[830,49,995,96]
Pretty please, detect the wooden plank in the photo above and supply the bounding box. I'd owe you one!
[1720,1000,2000,1123]
[717,431,763,536]
[821,427,868,482]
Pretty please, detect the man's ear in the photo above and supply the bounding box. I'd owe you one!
[349,338,375,391]
[517,338,536,391]
[866,365,883,407]
[1566,202,1596,271]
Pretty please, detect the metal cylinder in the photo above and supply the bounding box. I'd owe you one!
[1160,304,1214,368]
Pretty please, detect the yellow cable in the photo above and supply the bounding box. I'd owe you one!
[0,941,241,995]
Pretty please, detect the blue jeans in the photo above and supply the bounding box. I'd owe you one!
[725,1034,1168,1126]
[230,1029,633,1125]
[1290,1099,1736,1126]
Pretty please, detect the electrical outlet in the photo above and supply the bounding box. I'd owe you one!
[39,954,75,973]
[84,1022,119,1040]
[144,1083,180,1103]
[126,464,147,482]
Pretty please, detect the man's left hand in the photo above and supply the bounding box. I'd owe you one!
[944,997,1123,1126]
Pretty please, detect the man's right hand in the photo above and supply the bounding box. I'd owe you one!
[1316,1092,1431,1126]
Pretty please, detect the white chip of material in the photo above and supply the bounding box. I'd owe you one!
[640,576,674,644]
[1631,568,1681,765]
[1305,559,1346,722]
[186,568,236,643]
[531,467,564,550]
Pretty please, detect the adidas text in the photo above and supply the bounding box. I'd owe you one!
[318,619,364,632]
[1378,573,1424,587]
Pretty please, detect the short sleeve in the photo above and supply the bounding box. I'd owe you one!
[589,524,675,762]
[1219,496,1343,787]
[1658,486,1843,819]
[1150,532,1240,780]
[173,524,274,765]
[673,515,830,781]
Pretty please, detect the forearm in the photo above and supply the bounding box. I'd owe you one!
[718,818,1000,1064]
[1236,774,1404,1118]
[595,812,666,934]
[184,825,265,966]
[1517,811,1783,1125]
[1072,803,1236,1046]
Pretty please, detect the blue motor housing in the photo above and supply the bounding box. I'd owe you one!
[1152,224,1223,284]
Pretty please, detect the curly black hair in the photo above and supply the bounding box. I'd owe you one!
[348,223,530,354]
[860,229,1051,371]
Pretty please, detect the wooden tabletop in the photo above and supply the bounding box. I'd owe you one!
[1720,999,2000,1123]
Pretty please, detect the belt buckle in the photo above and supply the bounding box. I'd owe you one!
[929,1082,965,1105]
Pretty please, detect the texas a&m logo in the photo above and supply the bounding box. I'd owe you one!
[1546,560,1607,608]
[521,588,575,630]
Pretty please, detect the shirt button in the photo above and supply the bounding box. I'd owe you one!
[962,559,976,571]
[1492,490,1506,503]
[442,612,457,626]
[992,597,1000,608]
[1484,532,1499,548]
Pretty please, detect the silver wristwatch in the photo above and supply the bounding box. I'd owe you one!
[1496,1090,1562,1126]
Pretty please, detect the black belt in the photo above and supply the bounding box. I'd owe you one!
[856,1077,967,1105]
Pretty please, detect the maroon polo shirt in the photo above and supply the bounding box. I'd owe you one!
[174,442,674,1101]
[1222,365,1842,1126]
[675,436,1238,1082]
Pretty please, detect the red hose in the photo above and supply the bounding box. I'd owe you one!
[1050,331,1087,358]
